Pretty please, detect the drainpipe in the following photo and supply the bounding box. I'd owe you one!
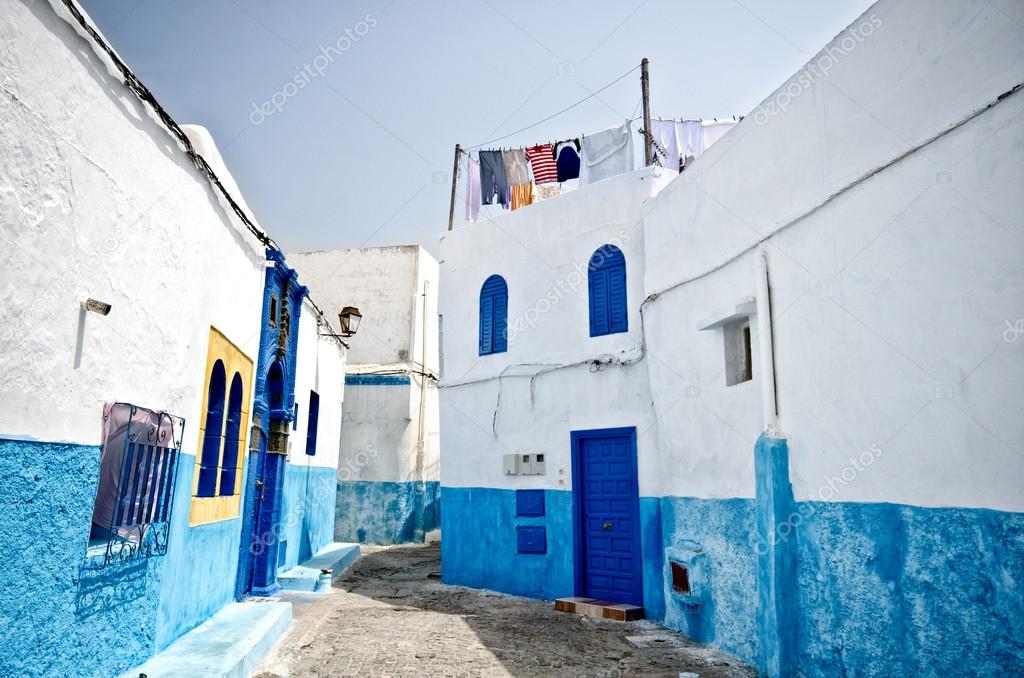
[753,248,795,677]
[754,249,780,435]
[415,279,429,481]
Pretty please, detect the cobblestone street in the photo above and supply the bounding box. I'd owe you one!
[256,544,754,677]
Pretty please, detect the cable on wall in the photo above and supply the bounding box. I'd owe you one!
[54,0,347,347]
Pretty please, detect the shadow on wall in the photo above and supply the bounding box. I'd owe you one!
[74,559,150,619]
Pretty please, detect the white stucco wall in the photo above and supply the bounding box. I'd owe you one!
[639,0,1024,511]
[439,167,675,386]
[438,167,675,493]
[289,298,347,471]
[0,0,265,451]
[289,246,422,366]
[438,0,1024,513]
[291,246,440,485]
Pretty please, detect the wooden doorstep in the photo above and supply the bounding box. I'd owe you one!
[554,596,645,622]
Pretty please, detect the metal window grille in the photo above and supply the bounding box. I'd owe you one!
[83,402,185,570]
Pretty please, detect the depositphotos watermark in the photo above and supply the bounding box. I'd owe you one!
[752,13,881,125]
[249,13,378,126]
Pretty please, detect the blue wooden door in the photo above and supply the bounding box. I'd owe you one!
[573,428,642,605]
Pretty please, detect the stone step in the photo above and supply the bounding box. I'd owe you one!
[121,601,292,678]
[277,542,361,592]
[554,596,645,621]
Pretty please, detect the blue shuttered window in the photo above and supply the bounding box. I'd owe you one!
[479,274,509,355]
[588,245,628,337]
[305,390,320,455]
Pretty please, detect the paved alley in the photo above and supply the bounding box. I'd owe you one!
[256,544,754,677]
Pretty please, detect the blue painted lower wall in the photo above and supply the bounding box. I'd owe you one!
[792,501,1024,677]
[0,438,254,677]
[336,480,439,544]
[0,439,239,674]
[155,454,242,650]
[279,464,338,569]
[0,438,159,678]
[658,496,760,666]
[441,486,573,600]
[441,482,1024,676]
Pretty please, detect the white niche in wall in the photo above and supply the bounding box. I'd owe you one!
[723,319,753,386]
[698,298,756,387]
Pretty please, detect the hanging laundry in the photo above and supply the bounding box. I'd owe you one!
[463,152,481,223]
[555,140,580,182]
[510,182,533,210]
[702,119,736,150]
[478,150,508,205]
[651,119,680,171]
[502,148,531,185]
[533,182,561,201]
[579,120,634,185]
[525,144,558,184]
[678,120,705,159]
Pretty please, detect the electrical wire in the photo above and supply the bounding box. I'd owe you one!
[467,64,641,149]
[57,0,347,347]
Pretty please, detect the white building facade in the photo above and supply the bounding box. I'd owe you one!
[438,0,1024,675]
[292,246,440,543]
[0,2,347,675]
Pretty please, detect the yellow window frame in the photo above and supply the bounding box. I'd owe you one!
[189,326,254,526]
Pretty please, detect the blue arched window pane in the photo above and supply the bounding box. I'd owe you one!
[479,274,508,355]
[197,360,226,497]
[219,372,245,496]
[588,245,628,336]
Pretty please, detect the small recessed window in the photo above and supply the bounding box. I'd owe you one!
[724,319,753,386]
[671,561,691,594]
[269,296,278,326]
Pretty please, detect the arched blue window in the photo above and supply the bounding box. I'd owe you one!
[219,372,244,496]
[588,244,628,336]
[479,274,508,355]
[197,360,226,497]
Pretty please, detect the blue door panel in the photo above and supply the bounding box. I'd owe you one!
[572,427,642,606]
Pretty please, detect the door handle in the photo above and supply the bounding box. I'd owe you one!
[602,521,612,530]
[256,479,265,501]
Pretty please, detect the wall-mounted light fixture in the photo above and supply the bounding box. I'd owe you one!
[80,297,112,316]
[338,306,362,338]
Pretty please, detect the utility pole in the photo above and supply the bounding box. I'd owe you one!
[447,144,461,231]
[641,58,653,167]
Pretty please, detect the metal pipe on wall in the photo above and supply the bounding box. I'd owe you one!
[755,249,780,435]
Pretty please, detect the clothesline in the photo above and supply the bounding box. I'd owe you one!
[466,64,642,149]
[455,114,739,224]
[461,115,742,156]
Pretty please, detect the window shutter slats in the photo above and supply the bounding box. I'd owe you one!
[479,275,507,355]
[608,263,628,333]
[588,245,627,337]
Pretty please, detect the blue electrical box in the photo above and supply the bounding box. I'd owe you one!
[517,526,547,554]
[515,489,545,516]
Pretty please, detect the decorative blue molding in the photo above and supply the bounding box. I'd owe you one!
[345,374,412,386]
[234,250,307,600]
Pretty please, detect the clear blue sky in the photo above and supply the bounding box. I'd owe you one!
[82,0,873,256]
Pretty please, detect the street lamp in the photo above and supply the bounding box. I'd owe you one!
[338,306,362,337]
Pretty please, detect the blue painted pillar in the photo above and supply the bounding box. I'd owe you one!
[251,442,285,595]
[754,433,797,677]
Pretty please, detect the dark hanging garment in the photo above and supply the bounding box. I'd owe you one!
[478,150,508,205]
[556,140,581,182]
